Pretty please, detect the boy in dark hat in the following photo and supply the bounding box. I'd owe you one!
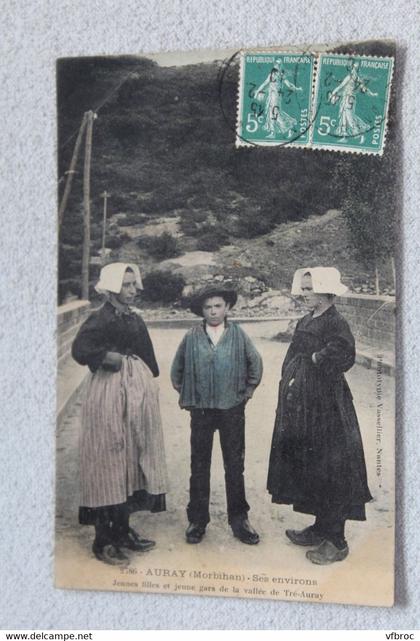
[171,284,263,545]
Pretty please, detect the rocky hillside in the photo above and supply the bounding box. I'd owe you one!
[110,208,395,320]
[57,43,397,303]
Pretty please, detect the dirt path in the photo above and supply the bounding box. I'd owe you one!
[55,323,394,605]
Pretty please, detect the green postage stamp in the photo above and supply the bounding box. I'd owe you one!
[312,53,394,153]
[236,51,394,155]
[236,52,315,147]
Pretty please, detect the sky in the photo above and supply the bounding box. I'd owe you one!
[145,44,328,67]
[146,48,236,66]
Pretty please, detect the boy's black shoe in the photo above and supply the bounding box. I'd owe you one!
[231,517,260,545]
[186,523,206,544]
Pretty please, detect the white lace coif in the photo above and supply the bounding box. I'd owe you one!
[291,267,348,296]
[95,262,143,294]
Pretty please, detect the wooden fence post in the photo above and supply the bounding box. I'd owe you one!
[81,111,95,300]
[58,113,88,227]
[101,190,109,262]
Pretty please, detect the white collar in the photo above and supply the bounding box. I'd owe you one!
[205,323,225,345]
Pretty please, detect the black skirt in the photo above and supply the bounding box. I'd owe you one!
[79,489,166,525]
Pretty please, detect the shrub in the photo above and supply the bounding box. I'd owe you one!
[58,278,81,304]
[179,218,199,236]
[140,191,186,214]
[119,231,131,243]
[191,210,208,223]
[109,193,135,212]
[196,234,222,251]
[196,228,229,251]
[108,113,155,145]
[139,231,180,259]
[90,222,103,240]
[90,237,103,252]
[142,270,185,303]
[59,246,81,278]
[106,235,124,249]
[179,210,220,237]
[59,220,83,246]
[236,209,276,238]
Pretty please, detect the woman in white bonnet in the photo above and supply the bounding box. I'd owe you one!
[267,267,372,565]
[72,262,168,566]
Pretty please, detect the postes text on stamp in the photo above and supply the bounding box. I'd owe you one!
[311,53,394,154]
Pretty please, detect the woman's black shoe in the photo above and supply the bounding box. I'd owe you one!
[306,540,349,565]
[92,542,130,565]
[118,527,156,552]
[285,526,325,547]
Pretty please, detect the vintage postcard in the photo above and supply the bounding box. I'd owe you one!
[56,41,396,606]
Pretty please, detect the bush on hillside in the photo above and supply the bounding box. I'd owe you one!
[58,278,81,303]
[140,191,186,214]
[179,216,199,236]
[108,113,156,145]
[196,227,229,251]
[106,235,124,249]
[108,192,137,213]
[236,208,276,238]
[59,219,84,246]
[142,270,185,303]
[90,237,103,252]
[138,231,180,259]
[196,234,223,252]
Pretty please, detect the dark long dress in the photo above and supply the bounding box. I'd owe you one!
[267,305,372,521]
[72,301,167,525]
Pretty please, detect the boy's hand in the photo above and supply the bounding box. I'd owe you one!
[244,386,255,402]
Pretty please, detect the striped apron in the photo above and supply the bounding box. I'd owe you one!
[79,356,168,508]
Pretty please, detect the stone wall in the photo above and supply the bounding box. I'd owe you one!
[335,294,395,352]
[57,300,91,365]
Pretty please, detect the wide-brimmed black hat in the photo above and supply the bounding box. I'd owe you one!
[190,284,238,317]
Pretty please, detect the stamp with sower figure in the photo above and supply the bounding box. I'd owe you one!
[312,53,394,154]
[236,50,394,155]
[236,52,315,147]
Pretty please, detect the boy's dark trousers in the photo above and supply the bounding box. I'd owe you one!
[187,402,250,526]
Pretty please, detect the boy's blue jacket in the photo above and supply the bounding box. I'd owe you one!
[170,321,263,410]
